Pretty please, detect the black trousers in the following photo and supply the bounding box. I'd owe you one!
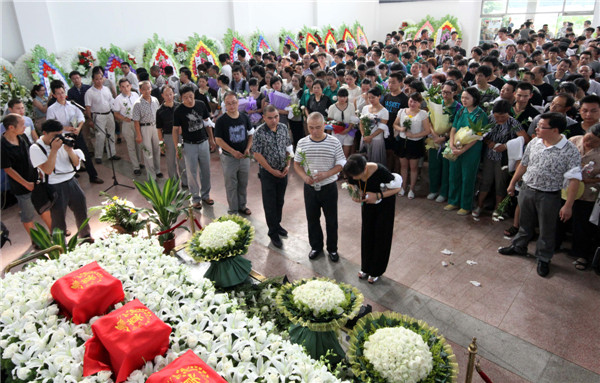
[259,168,287,239]
[49,177,91,238]
[303,182,338,253]
[74,133,98,180]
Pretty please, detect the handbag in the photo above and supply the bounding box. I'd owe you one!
[30,143,57,214]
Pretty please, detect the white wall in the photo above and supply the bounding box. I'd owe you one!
[2,0,481,62]
[379,0,483,51]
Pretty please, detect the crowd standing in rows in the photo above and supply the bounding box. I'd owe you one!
[2,19,600,279]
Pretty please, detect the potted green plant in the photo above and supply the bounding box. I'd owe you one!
[30,218,90,259]
[134,176,190,253]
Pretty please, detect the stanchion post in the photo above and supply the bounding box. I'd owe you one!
[189,206,195,235]
[146,222,152,239]
[465,337,478,383]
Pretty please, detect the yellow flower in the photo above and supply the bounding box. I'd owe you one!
[130,208,136,214]
[408,115,413,118]
[112,196,118,200]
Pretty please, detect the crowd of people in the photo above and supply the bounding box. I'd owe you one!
[2,19,600,279]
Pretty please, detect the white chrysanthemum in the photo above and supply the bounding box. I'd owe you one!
[292,280,346,316]
[364,327,433,383]
[13,53,34,89]
[197,220,241,250]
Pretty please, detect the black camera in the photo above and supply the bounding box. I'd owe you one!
[55,133,77,148]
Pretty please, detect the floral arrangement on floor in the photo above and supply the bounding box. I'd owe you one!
[0,235,346,383]
[276,278,363,364]
[0,67,33,116]
[187,215,255,288]
[347,311,458,383]
[89,193,147,235]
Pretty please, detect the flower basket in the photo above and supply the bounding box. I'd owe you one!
[347,311,458,383]
[187,215,255,288]
[275,278,364,364]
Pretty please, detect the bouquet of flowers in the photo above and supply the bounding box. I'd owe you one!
[296,149,313,177]
[173,42,188,65]
[402,115,413,131]
[268,90,292,110]
[347,311,458,383]
[443,118,492,161]
[276,277,364,364]
[360,113,380,137]
[187,215,255,288]
[74,50,95,76]
[424,84,443,105]
[287,103,302,119]
[341,182,362,199]
[89,193,147,235]
[326,118,348,134]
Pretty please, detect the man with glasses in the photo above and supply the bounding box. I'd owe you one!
[527,93,577,137]
[499,113,581,277]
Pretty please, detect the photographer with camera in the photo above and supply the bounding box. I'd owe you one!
[29,119,92,242]
[47,80,104,184]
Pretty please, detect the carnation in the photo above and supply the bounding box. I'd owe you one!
[364,327,433,383]
[195,220,241,250]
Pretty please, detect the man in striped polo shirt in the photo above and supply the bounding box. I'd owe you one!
[294,112,346,262]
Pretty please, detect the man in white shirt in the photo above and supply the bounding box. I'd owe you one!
[85,68,120,164]
[495,28,516,58]
[132,81,162,178]
[219,53,233,83]
[29,119,92,241]
[121,62,139,93]
[112,78,143,175]
[47,80,103,184]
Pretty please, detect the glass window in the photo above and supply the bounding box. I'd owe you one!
[536,0,563,12]
[507,0,527,13]
[482,0,508,15]
[534,13,559,36]
[564,0,595,12]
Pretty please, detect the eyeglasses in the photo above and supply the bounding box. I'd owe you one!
[441,91,453,95]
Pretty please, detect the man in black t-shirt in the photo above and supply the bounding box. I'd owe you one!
[214,92,254,215]
[173,85,215,209]
[381,72,407,173]
[1,114,51,243]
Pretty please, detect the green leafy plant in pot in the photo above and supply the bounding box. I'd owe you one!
[133,176,190,250]
[30,218,90,259]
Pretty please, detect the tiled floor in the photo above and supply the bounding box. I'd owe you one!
[1,141,599,381]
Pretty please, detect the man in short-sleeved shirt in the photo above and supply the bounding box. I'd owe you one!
[294,112,346,262]
[132,81,161,178]
[112,78,143,175]
[85,71,118,162]
[173,85,214,208]
[215,92,254,215]
[500,112,581,277]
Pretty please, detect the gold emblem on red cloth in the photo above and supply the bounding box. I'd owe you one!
[114,308,153,332]
[167,366,210,383]
[70,271,104,290]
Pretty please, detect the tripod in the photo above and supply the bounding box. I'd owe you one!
[92,114,134,193]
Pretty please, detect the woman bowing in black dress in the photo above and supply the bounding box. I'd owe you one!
[344,154,402,284]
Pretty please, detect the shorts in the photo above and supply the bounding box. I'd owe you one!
[384,134,397,151]
[395,137,425,159]
[334,132,354,146]
[15,193,36,223]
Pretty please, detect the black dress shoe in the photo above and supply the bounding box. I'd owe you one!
[328,251,339,262]
[95,158,102,164]
[498,245,527,256]
[110,155,121,160]
[308,249,323,260]
[277,227,288,237]
[270,236,283,249]
[537,260,550,277]
[133,169,142,175]
[156,172,164,178]
[90,177,104,184]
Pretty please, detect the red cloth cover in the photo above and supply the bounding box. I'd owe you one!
[50,261,125,324]
[83,299,172,383]
[146,350,227,383]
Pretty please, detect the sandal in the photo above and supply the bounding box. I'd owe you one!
[202,198,214,206]
[368,276,379,284]
[239,207,252,215]
[358,271,368,280]
[191,202,202,210]
[574,258,588,271]
[504,225,519,237]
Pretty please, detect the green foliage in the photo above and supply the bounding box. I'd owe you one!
[187,214,254,262]
[26,45,70,87]
[347,311,458,383]
[278,28,298,54]
[222,28,249,60]
[142,33,173,71]
[29,218,90,259]
[425,84,443,104]
[185,33,220,60]
[133,176,190,244]
[0,68,33,117]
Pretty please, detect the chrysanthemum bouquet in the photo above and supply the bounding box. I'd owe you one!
[89,193,147,234]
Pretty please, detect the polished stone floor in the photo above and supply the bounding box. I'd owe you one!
[1,141,598,382]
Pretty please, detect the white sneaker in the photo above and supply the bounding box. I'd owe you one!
[472,206,482,217]
[408,190,415,199]
[398,188,405,197]
[427,192,438,200]
[435,195,446,203]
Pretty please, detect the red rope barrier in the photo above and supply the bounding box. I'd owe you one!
[155,218,188,236]
[476,364,493,383]
[194,218,202,230]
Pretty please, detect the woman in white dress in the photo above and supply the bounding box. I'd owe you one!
[341,70,362,108]
[327,88,356,158]
[359,87,389,165]
[355,79,372,113]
